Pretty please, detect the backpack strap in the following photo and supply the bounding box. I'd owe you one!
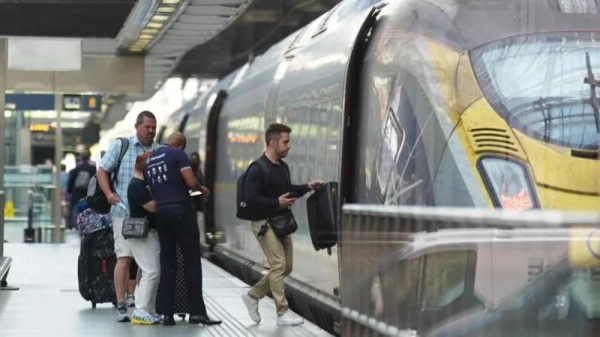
[254,157,270,189]
[111,137,130,186]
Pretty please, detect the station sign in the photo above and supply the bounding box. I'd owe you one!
[4,93,102,112]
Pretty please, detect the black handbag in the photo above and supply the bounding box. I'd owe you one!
[268,208,298,239]
[122,216,150,239]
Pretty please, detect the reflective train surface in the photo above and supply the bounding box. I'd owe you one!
[156,0,600,335]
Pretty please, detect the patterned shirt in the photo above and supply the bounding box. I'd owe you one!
[99,135,158,217]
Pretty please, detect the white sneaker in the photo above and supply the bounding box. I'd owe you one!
[276,311,304,326]
[241,293,261,323]
[125,295,135,308]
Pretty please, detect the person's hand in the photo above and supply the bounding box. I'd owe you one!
[307,180,325,191]
[278,192,297,208]
[200,186,210,196]
[106,192,120,205]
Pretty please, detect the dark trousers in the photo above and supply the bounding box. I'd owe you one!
[156,203,207,316]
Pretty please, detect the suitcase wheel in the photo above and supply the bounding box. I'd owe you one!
[92,301,97,309]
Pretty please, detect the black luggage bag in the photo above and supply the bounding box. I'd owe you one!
[77,228,117,309]
[306,182,339,255]
[156,243,192,320]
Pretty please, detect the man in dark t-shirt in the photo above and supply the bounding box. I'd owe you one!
[143,132,220,327]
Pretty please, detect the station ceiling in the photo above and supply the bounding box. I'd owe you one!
[0,0,341,134]
[0,0,137,38]
[173,0,341,79]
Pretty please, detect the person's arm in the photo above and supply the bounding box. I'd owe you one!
[98,140,120,204]
[129,181,156,213]
[245,164,280,211]
[176,150,202,190]
[67,167,77,194]
[142,200,157,213]
[284,163,321,197]
[89,164,97,177]
[291,183,310,198]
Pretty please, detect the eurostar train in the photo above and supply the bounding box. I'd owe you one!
[133,0,600,335]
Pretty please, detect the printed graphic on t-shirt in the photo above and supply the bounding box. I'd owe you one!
[146,152,167,186]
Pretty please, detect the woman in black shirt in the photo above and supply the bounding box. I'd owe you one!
[127,151,162,325]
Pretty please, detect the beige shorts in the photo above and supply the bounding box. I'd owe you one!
[112,216,133,258]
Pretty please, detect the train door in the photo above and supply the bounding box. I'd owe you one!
[339,5,383,206]
[203,90,228,246]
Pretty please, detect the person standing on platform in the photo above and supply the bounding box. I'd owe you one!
[127,151,162,325]
[97,111,159,322]
[241,123,323,326]
[67,150,96,229]
[144,132,221,326]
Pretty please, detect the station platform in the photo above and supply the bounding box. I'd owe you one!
[0,233,333,337]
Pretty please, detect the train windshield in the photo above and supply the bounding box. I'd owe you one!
[471,32,600,150]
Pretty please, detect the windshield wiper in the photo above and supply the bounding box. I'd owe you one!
[584,52,600,132]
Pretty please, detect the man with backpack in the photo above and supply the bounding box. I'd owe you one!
[67,150,96,228]
[238,123,323,326]
[96,111,159,322]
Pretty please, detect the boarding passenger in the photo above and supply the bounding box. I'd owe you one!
[97,110,159,322]
[189,152,204,186]
[126,152,162,325]
[144,132,221,326]
[241,123,323,326]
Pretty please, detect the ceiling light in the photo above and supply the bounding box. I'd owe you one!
[152,15,170,22]
[142,29,159,34]
[162,0,180,4]
[147,22,163,29]
[157,6,176,13]
[139,34,154,40]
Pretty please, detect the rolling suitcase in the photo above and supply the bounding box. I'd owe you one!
[156,243,191,320]
[77,228,117,308]
[306,182,339,255]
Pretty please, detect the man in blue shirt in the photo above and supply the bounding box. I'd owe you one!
[98,110,159,322]
[144,132,221,326]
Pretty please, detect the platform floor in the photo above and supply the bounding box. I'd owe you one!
[0,237,332,337]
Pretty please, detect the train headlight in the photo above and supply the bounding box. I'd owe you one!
[478,157,538,211]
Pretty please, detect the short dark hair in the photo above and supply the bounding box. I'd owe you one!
[80,150,91,161]
[265,123,292,146]
[136,111,156,125]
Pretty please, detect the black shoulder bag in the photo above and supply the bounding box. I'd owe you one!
[122,215,150,239]
[267,161,298,239]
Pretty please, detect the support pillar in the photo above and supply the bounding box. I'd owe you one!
[52,93,63,243]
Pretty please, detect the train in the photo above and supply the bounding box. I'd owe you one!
[109,0,600,335]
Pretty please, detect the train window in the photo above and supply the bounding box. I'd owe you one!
[315,104,327,179]
[470,32,600,150]
[328,102,342,180]
[312,3,341,38]
[421,250,470,309]
[379,256,423,325]
[377,110,404,197]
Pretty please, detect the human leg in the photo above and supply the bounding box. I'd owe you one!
[128,231,161,325]
[112,216,133,322]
